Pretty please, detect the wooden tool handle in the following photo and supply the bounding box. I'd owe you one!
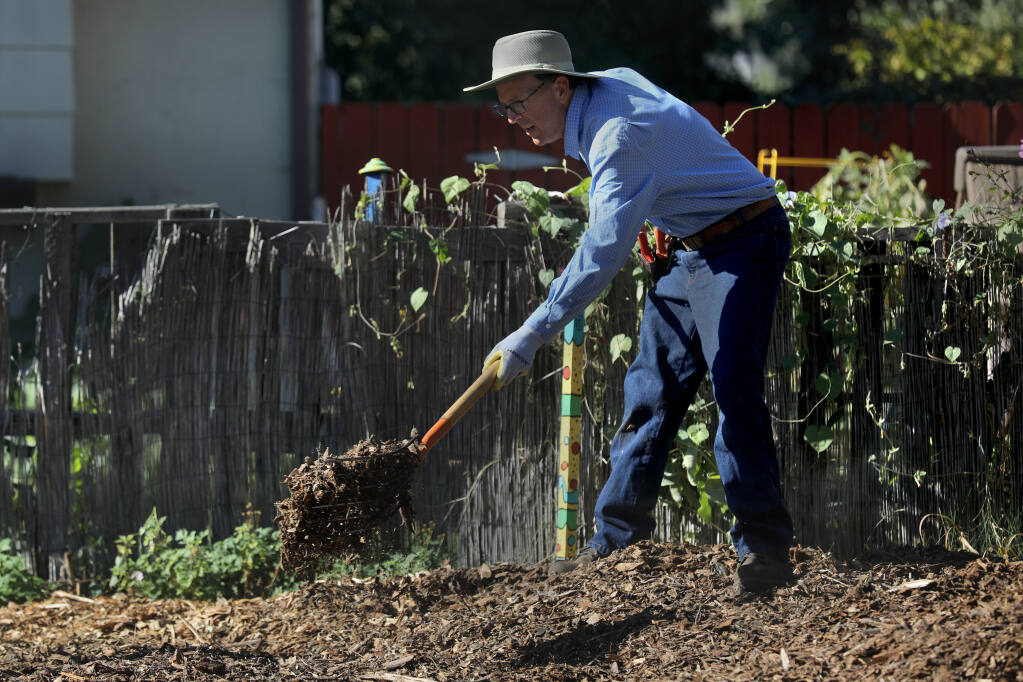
[419,361,499,456]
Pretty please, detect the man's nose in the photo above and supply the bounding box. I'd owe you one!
[506,110,522,124]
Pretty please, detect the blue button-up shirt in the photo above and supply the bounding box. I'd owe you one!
[524,68,776,342]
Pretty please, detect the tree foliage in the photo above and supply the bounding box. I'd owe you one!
[324,0,1023,104]
[324,0,770,102]
[834,0,1023,101]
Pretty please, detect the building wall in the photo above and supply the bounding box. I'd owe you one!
[0,0,74,181]
[36,0,293,219]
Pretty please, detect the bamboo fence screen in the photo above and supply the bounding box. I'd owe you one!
[0,198,1020,579]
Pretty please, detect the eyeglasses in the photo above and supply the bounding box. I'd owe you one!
[491,81,547,118]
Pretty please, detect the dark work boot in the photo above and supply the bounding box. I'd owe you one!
[733,552,793,594]
[548,545,601,575]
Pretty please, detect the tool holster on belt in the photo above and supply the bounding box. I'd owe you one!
[637,226,676,282]
[635,196,781,281]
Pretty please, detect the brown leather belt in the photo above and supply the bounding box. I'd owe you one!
[677,196,780,252]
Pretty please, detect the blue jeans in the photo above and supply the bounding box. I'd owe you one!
[590,204,793,560]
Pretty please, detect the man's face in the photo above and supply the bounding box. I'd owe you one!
[495,74,572,147]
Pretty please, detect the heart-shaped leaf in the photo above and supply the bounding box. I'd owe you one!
[883,329,904,345]
[538,269,556,288]
[402,184,420,213]
[806,209,829,238]
[512,180,550,217]
[539,213,575,238]
[815,372,833,397]
[440,175,471,204]
[428,237,450,264]
[944,346,962,363]
[409,287,428,312]
[609,334,633,364]
[804,424,834,453]
[780,353,801,371]
[687,422,711,445]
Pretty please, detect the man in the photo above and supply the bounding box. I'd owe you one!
[466,30,794,593]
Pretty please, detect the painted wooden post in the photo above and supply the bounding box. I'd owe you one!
[555,315,584,559]
[358,157,393,222]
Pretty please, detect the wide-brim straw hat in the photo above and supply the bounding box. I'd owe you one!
[463,30,600,92]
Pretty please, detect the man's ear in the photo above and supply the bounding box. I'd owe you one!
[554,75,572,103]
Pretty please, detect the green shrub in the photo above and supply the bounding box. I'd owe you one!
[108,507,298,601]
[327,522,451,579]
[0,538,51,604]
[106,509,451,601]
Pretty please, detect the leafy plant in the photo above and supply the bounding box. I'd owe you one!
[319,523,452,579]
[661,396,728,536]
[810,146,930,222]
[835,0,1023,100]
[0,538,51,604]
[105,507,451,601]
[108,507,297,601]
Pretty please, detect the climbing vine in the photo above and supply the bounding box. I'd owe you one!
[349,140,1023,548]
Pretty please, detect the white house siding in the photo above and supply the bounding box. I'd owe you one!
[0,0,75,180]
[36,0,292,219]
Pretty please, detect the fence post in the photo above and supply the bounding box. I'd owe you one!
[36,213,76,579]
[0,242,7,431]
[555,315,584,559]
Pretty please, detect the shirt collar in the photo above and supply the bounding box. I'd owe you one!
[562,80,591,161]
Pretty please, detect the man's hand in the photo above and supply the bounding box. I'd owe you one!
[483,325,545,390]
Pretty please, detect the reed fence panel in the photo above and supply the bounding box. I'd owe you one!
[1,201,1020,579]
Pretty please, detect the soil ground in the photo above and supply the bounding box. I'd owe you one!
[1,542,1020,681]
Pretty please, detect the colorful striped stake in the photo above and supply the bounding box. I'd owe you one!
[555,315,584,559]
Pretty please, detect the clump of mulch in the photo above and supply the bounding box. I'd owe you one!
[273,436,421,570]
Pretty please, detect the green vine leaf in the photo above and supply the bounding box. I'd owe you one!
[793,261,820,289]
[883,329,904,345]
[565,176,592,208]
[815,371,845,401]
[697,493,714,525]
[834,240,856,262]
[538,213,582,239]
[804,425,834,453]
[440,176,470,204]
[686,423,711,445]
[402,184,421,213]
[409,287,428,312]
[805,209,830,239]
[511,180,550,217]
[538,268,556,288]
[944,346,962,363]
[429,237,450,264]
[609,334,633,365]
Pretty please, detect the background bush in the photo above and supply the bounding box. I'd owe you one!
[0,538,51,604]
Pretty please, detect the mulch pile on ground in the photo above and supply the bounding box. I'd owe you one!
[273,437,421,570]
[2,541,1021,680]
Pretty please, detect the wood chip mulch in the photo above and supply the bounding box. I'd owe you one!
[1,542,1021,680]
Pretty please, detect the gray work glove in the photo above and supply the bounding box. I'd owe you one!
[483,325,545,390]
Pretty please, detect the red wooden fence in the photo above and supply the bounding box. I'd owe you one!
[322,100,1023,211]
